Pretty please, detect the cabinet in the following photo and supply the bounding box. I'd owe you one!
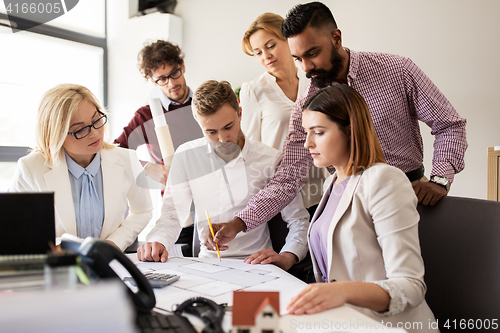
[487,147,500,201]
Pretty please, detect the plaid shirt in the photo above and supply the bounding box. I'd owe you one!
[238,49,467,230]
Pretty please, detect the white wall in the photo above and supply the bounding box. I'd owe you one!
[107,0,182,139]
[108,0,500,200]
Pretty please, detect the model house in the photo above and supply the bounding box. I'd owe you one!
[232,291,280,333]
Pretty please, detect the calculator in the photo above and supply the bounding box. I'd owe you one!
[124,272,180,288]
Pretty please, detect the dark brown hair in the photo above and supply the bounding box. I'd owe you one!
[303,85,385,176]
[138,39,184,79]
[281,1,337,39]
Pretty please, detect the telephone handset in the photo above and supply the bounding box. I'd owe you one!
[63,237,156,313]
[174,297,225,333]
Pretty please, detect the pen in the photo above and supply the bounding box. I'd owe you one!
[205,210,221,261]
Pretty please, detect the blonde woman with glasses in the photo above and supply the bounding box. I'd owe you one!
[9,83,153,251]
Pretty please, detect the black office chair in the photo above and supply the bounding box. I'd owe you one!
[267,213,312,282]
[417,196,500,331]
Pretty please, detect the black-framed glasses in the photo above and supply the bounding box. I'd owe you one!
[67,111,108,140]
[153,66,183,86]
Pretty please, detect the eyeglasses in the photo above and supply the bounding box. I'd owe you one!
[67,111,108,140]
[153,66,183,86]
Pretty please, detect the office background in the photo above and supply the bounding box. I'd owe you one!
[2,0,499,203]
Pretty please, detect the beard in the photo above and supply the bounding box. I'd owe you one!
[210,131,245,162]
[306,43,345,89]
[212,142,240,156]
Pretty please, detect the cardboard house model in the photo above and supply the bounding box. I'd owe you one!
[232,291,280,333]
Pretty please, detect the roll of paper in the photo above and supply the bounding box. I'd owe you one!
[155,126,175,166]
[149,98,167,127]
[149,98,175,166]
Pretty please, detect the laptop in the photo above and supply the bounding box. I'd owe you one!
[0,192,56,255]
[0,192,56,277]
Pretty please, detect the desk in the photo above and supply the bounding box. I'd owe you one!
[127,254,406,333]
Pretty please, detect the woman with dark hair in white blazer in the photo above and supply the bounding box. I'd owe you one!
[9,84,153,251]
[287,85,438,332]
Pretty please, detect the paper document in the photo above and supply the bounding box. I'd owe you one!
[150,98,175,166]
[130,256,306,315]
[167,244,185,258]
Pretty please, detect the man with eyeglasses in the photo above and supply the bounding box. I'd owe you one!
[114,39,202,185]
[114,40,202,256]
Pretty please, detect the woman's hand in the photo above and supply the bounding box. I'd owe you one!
[287,281,390,315]
[287,282,348,315]
[244,248,298,271]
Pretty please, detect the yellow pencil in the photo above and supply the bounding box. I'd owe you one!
[205,210,221,261]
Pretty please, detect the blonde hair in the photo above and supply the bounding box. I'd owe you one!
[192,80,239,118]
[242,12,286,56]
[303,85,386,177]
[34,83,113,162]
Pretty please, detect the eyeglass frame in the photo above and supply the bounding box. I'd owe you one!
[153,66,183,86]
[67,110,108,140]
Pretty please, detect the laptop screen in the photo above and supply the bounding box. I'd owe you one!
[0,192,56,255]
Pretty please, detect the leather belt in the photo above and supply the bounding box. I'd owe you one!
[405,165,425,182]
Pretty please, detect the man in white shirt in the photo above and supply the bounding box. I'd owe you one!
[137,80,309,271]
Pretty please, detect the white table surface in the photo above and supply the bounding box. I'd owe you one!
[127,254,406,332]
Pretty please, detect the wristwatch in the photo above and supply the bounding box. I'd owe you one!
[429,175,450,192]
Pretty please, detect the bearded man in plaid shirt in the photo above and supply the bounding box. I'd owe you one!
[207,1,467,249]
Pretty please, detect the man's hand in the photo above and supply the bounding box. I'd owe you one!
[144,163,170,185]
[413,181,447,206]
[137,241,169,263]
[244,249,298,271]
[204,226,229,252]
[205,217,247,252]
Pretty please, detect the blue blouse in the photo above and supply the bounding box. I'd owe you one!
[66,151,105,238]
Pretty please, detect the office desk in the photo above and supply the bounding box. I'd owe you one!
[127,254,406,333]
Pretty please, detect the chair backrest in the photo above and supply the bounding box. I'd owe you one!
[267,213,288,254]
[417,196,500,329]
[267,213,312,282]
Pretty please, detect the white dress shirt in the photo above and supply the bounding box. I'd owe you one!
[240,70,328,208]
[147,137,309,260]
[240,70,309,152]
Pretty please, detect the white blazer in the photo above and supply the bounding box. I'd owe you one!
[309,163,437,332]
[9,147,153,251]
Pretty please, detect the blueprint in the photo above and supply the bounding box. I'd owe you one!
[129,256,307,314]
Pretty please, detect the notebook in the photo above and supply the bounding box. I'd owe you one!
[0,192,56,255]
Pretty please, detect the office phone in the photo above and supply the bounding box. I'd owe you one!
[62,237,156,312]
[61,237,222,332]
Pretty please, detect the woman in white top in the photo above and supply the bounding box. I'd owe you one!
[9,84,153,251]
[240,12,308,151]
[241,13,326,208]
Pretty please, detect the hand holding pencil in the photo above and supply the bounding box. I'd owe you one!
[205,211,221,261]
